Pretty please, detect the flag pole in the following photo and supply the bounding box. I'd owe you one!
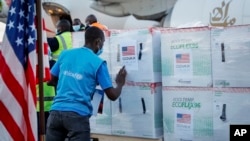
[36,0,46,140]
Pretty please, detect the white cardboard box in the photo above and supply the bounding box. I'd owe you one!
[111,82,163,138]
[109,28,162,82]
[211,25,250,87]
[161,27,212,87]
[162,87,213,141]
[72,31,85,48]
[213,87,250,141]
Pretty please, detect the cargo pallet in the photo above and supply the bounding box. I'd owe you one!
[91,134,163,141]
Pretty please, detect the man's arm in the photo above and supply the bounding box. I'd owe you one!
[47,74,58,86]
[97,64,127,101]
[47,58,60,86]
[104,83,124,101]
[47,37,59,52]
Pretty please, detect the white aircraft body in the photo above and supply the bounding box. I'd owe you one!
[0,0,250,37]
[168,0,250,27]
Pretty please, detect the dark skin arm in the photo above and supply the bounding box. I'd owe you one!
[47,74,58,86]
[47,66,127,101]
[47,37,59,52]
[104,66,127,101]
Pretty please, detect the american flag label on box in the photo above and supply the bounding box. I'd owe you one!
[177,113,191,124]
[122,46,135,56]
[120,39,138,71]
[174,110,193,140]
[174,51,193,77]
[176,53,190,63]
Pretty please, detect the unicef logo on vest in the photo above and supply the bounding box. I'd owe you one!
[63,70,83,80]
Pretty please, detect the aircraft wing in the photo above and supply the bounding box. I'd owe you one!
[90,0,178,21]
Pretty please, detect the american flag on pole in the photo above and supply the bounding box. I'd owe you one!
[122,46,135,56]
[177,113,191,124]
[176,53,190,63]
[0,0,37,140]
[35,10,50,83]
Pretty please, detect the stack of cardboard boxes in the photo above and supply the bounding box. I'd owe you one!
[71,24,250,140]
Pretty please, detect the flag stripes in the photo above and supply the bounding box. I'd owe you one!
[0,48,36,140]
[35,14,50,83]
[0,0,37,140]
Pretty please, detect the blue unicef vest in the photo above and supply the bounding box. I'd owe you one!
[51,48,105,116]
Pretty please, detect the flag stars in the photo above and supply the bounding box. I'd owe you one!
[16,37,23,46]
[17,23,24,32]
[28,36,35,45]
[26,14,29,21]
[9,6,16,16]
[30,23,36,31]
[28,4,32,12]
[19,10,25,18]
[1,1,38,139]
[7,20,14,30]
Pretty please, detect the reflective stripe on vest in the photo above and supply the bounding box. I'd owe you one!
[52,32,72,61]
[52,34,67,60]
[37,96,54,101]
[36,83,55,112]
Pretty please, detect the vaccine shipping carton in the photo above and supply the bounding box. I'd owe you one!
[109,28,162,83]
[213,88,250,141]
[161,27,212,87]
[211,25,250,87]
[72,31,85,48]
[162,87,213,141]
[111,82,163,139]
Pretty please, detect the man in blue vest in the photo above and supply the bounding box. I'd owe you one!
[47,19,73,95]
[46,26,127,141]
